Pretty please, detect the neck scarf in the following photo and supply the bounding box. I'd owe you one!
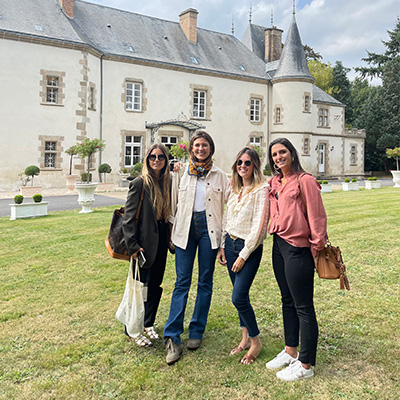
[188,159,213,178]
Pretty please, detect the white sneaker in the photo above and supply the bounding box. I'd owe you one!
[265,348,298,370]
[276,360,314,381]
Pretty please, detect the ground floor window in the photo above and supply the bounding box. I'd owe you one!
[44,141,57,168]
[161,136,178,150]
[124,135,142,167]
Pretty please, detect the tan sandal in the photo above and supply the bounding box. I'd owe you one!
[144,326,159,340]
[129,333,152,347]
[229,342,250,356]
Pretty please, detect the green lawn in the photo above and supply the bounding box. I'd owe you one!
[0,187,399,399]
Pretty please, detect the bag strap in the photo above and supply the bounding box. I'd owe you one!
[297,173,307,215]
[135,176,145,221]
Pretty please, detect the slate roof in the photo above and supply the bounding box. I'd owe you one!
[0,0,84,44]
[313,85,344,106]
[0,0,270,81]
[241,23,266,61]
[273,14,314,82]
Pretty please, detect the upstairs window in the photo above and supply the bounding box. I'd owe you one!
[276,107,281,123]
[193,90,206,119]
[250,98,261,122]
[126,82,142,112]
[46,76,59,104]
[304,95,310,112]
[318,107,329,127]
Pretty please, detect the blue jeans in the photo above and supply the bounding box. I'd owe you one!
[225,234,262,338]
[163,211,218,344]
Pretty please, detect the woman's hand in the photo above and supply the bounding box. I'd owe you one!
[217,248,227,265]
[173,161,183,173]
[132,248,144,260]
[232,257,245,273]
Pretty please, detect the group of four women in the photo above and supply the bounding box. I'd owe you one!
[122,131,327,382]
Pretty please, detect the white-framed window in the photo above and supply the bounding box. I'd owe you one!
[304,95,310,112]
[304,138,309,154]
[250,98,261,122]
[44,141,57,168]
[46,76,59,104]
[318,107,329,127]
[350,145,356,165]
[276,107,281,123]
[126,82,142,111]
[249,136,262,147]
[124,135,142,167]
[161,136,178,150]
[193,90,206,119]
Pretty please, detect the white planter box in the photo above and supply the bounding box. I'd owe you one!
[75,182,98,213]
[342,182,359,191]
[320,183,332,193]
[364,180,381,190]
[10,202,48,220]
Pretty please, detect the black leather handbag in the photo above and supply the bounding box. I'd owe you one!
[105,178,144,261]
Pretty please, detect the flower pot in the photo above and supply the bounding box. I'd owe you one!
[364,180,382,190]
[65,174,79,192]
[390,170,400,188]
[74,182,98,213]
[342,182,359,191]
[320,183,332,193]
[20,186,42,197]
[10,202,48,220]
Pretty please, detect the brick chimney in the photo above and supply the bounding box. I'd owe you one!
[179,8,199,44]
[265,27,283,62]
[59,0,74,18]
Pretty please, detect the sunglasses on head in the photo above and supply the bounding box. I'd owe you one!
[148,154,166,162]
[237,160,252,167]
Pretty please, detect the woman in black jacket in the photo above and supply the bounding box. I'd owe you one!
[122,144,171,347]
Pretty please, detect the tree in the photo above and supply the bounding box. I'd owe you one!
[307,60,336,95]
[303,44,322,61]
[331,61,352,123]
[356,17,400,79]
[76,138,106,183]
[24,165,40,187]
[353,86,384,171]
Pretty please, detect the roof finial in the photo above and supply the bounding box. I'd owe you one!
[232,15,235,35]
[249,1,252,24]
[271,9,274,27]
[293,0,296,15]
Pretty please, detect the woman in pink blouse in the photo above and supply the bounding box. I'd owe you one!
[265,138,327,382]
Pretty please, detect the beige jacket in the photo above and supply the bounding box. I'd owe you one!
[170,164,230,250]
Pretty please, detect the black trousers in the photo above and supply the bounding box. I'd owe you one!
[272,234,319,365]
[140,220,169,328]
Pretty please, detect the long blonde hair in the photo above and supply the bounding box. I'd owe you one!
[231,147,264,194]
[142,144,171,220]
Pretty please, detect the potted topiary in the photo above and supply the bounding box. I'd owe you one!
[20,165,41,197]
[97,163,114,192]
[10,193,48,220]
[74,138,106,213]
[65,145,79,192]
[364,176,382,190]
[320,179,332,193]
[386,147,400,188]
[342,178,359,191]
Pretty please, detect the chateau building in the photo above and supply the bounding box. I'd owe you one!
[0,0,365,190]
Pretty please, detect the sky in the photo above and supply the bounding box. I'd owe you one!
[84,0,399,84]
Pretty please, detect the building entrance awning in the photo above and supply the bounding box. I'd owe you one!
[146,113,205,142]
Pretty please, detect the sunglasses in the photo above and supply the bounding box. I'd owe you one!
[237,160,252,167]
[148,154,166,162]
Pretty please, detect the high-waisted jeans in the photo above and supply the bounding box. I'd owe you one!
[163,211,218,344]
[272,234,319,365]
[225,234,263,338]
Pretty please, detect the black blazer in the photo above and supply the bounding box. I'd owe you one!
[122,177,159,268]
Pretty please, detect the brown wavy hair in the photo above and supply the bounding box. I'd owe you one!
[142,144,171,220]
[189,131,215,163]
[231,147,264,194]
